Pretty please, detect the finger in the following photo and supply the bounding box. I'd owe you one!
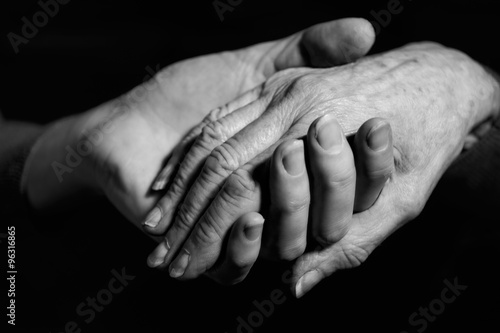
[274,17,375,70]
[142,86,263,234]
[151,86,263,191]
[261,139,309,261]
[307,114,356,246]
[166,165,262,279]
[353,118,394,212]
[206,212,264,285]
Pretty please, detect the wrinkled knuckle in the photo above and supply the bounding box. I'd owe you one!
[198,121,226,147]
[207,144,239,178]
[205,107,223,122]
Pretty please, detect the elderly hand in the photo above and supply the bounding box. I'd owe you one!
[145,42,500,282]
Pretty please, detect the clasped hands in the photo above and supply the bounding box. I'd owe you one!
[38,17,497,298]
[139,19,499,296]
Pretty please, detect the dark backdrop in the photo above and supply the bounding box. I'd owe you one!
[1,0,499,332]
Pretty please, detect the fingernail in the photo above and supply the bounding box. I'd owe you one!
[147,239,170,268]
[244,217,264,241]
[142,207,162,228]
[367,122,390,151]
[169,248,190,278]
[282,140,305,176]
[152,164,174,191]
[152,178,168,191]
[295,270,321,298]
[315,115,343,153]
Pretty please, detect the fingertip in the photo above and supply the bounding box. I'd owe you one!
[147,241,169,268]
[151,166,172,191]
[236,212,264,242]
[294,270,322,298]
[142,206,162,229]
[366,120,392,152]
[339,18,376,56]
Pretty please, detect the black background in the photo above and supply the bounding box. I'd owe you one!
[1,0,500,332]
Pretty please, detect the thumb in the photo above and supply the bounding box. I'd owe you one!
[275,17,375,70]
[291,245,342,298]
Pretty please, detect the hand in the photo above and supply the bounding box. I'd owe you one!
[145,42,500,281]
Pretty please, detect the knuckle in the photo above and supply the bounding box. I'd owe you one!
[206,144,240,178]
[223,169,256,200]
[365,163,394,181]
[338,245,370,269]
[226,255,253,272]
[192,210,224,246]
[324,169,356,191]
[280,196,310,215]
[175,205,197,232]
[290,72,330,96]
[193,121,226,152]
[392,183,426,225]
[205,107,223,122]
[313,223,349,246]
[288,74,315,94]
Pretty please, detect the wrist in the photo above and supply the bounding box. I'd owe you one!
[23,105,108,210]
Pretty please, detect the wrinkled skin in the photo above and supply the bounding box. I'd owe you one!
[145,42,500,294]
